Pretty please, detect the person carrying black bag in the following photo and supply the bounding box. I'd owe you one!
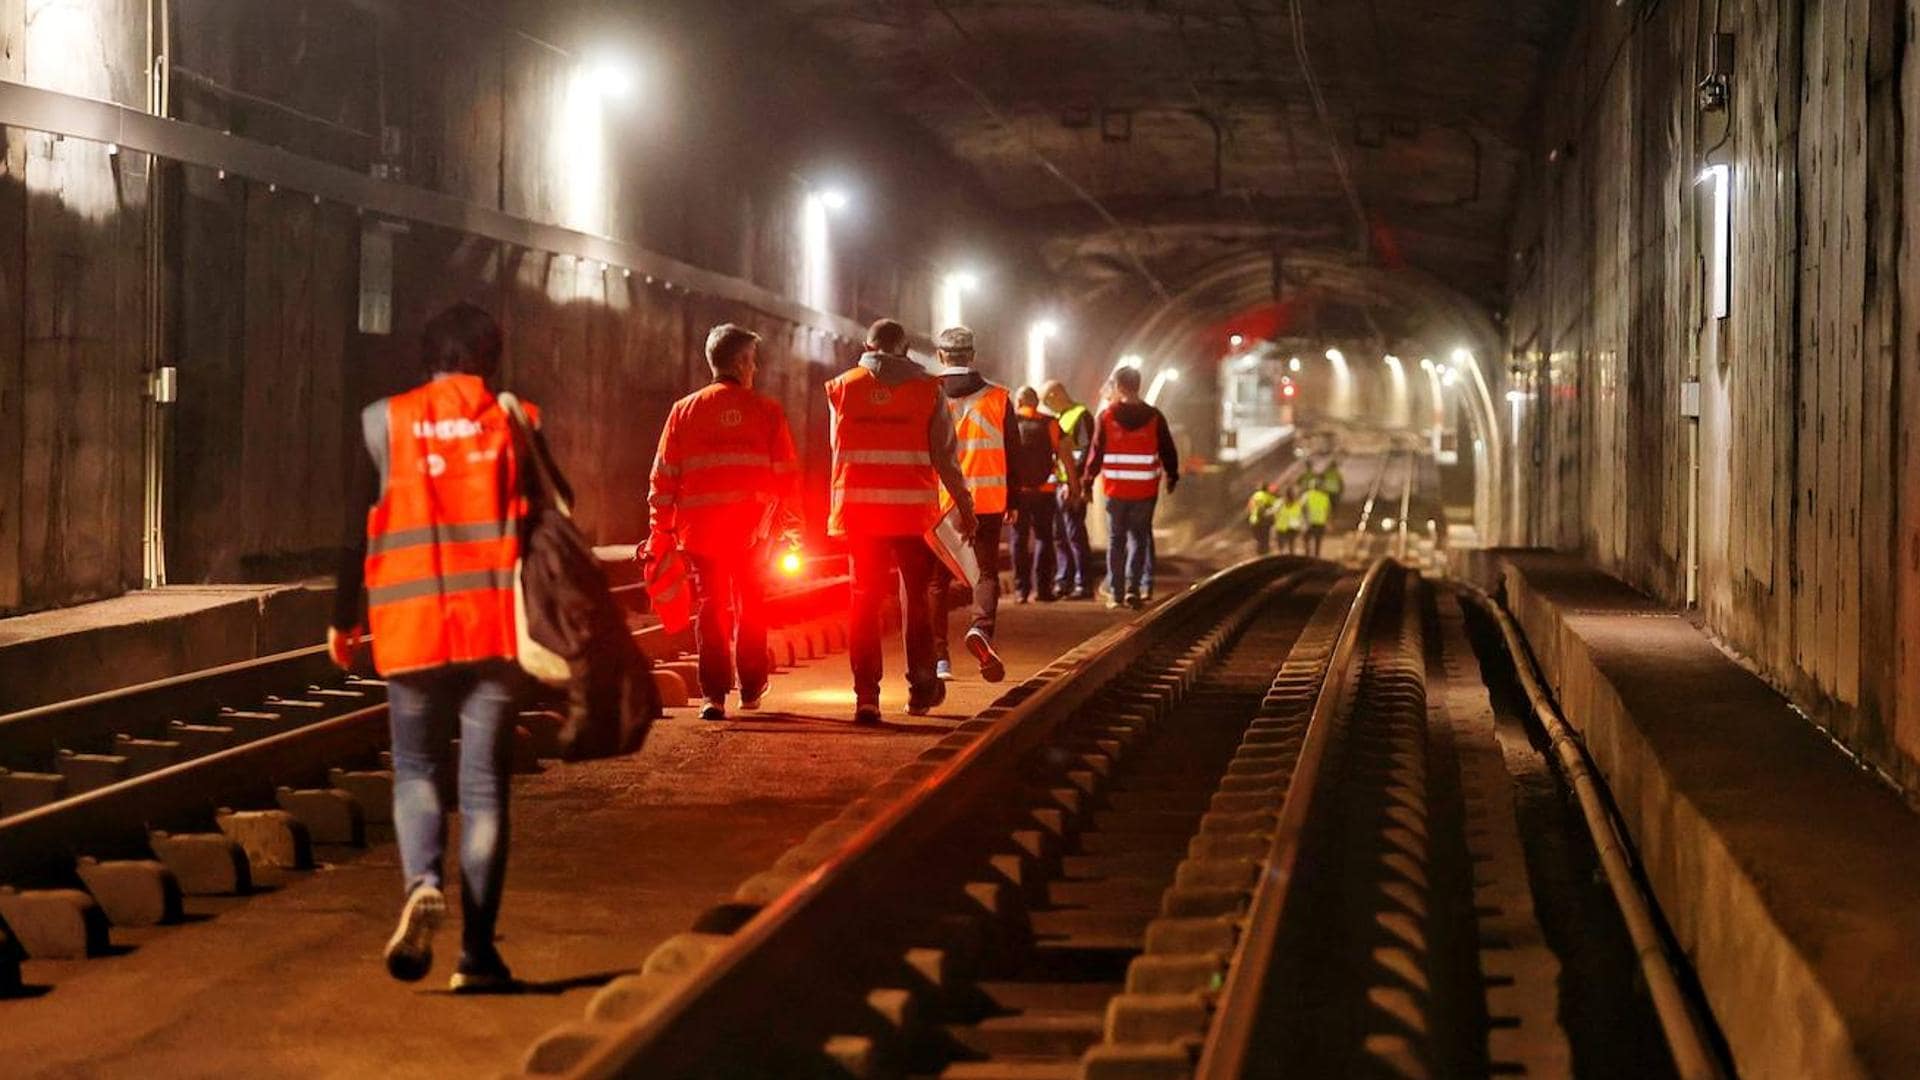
[499,394,661,763]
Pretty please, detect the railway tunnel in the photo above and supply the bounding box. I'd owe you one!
[1,1,1917,1077]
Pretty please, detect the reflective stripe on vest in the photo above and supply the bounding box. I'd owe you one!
[653,381,796,552]
[828,366,942,537]
[363,376,524,676]
[944,383,1009,515]
[1099,410,1164,500]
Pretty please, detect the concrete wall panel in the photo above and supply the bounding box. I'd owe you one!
[1509,0,1917,794]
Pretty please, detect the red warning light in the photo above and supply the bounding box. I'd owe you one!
[1282,383,1297,398]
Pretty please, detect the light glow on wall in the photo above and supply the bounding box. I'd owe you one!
[556,66,611,233]
[1028,319,1060,388]
[1145,367,1181,405]
[1325,348,1353,418]
[801,190,847,312]
[937,271,979,329]
[1383,355,1409,428]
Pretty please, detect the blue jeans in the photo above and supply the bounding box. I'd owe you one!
[1105,496,1156,600]
[386,661,520,963]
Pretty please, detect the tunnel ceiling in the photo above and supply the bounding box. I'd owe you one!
[771,0,1572,330]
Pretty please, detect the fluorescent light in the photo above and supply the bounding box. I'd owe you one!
[1699,164,1730,320]
[1288,357,1302,372]
[820,189,850,211]
[1115,354,1144,371]
[1325,348,1346,364]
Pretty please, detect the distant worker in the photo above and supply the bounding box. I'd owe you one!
[828,318,975,723]
[1246,482,1280,554]
[1008,385,1085,603]
[330,301,532,993]
[1318,456,1345,506]
[1081,365,1180,609]
[647,323,801,722]
[1303,477,1333,557]
[1041,380,1096,599]
[931,326,1011,684]
[1274,485,1305,554]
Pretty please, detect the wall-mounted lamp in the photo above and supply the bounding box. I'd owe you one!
[1698,165,1730,320]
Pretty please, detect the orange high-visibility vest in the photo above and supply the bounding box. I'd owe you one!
[827,366,942,537]
[942,382,1009,515]
[363,376,531,676]
[649,381,798,555]
[1099,408,1165,501]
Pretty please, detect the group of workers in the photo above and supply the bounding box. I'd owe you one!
[325,304,1179,990]
[651,317,1179,727]
[1246,459,1342,558]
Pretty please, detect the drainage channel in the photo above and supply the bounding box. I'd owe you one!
[514,557,1355,1079]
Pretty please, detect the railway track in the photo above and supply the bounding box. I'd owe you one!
[514,555,1706,1080]
[0,573,851,964]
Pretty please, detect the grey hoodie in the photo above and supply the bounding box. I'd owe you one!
[849,350,974,521]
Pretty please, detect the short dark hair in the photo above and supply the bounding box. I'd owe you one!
[706,323,761,376]
[1016,385,1039,406]
[866,318,908,354]
[422,301,502,377]
[1114,365,1143,393]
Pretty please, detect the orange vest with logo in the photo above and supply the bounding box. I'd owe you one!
[827,366,941,537]
[1099,408,1165,501]
[363,376,530,676]
[651,381,797,554]
[942,382,1009,515]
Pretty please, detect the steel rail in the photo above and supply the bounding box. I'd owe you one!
[559,559,1307,1079]
[0,703,391,880]
[0,646,339,770]
[0,575,853,882]
[1194,557,1396,1079]
[1458,584,1727,1080]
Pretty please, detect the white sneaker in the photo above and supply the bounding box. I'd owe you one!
[384,884,445,982]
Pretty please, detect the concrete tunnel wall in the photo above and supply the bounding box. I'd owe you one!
[1506,0,1920,798]
[0,0,1051,617]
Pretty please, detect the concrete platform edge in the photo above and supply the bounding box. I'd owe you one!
[0,585,333,713]
[1456,549,1920,1080]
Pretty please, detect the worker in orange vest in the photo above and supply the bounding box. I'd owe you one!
[1081,364,1180,609]
[828,318,975,724]
[329,301,536,993]
[931,325,1014,684]
[647,323,801,722]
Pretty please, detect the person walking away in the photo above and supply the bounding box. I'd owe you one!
[1081,365,1180,610]
[1318,456,1345,507]
[1303,479,1333,557]
[930,326,1012,683]
[1246,482,1279,555]
[329,301,532,993]
[1273,485,1305,554]
[1007,385,1085,603]
[646,324,801,722]
[1042,380,1096,599]
[829,319,975,723]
